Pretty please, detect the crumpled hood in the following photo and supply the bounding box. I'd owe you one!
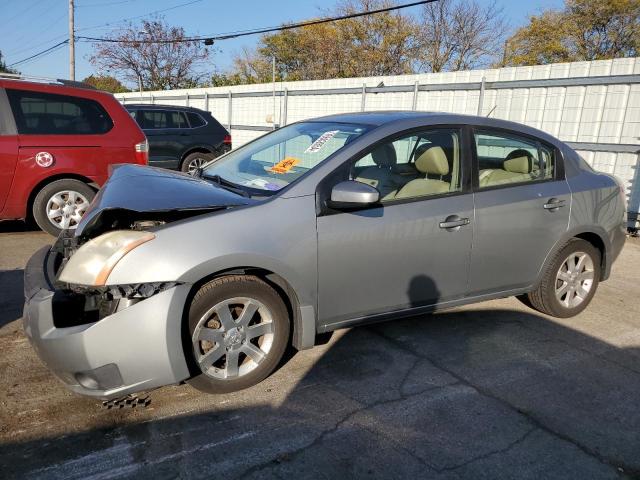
[75,164,255,237]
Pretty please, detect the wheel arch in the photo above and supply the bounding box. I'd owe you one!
[179,145,217,167]
[573,231,607,279]
[27,173,97,222]
[183,266,316,354]
[535,227,611,289]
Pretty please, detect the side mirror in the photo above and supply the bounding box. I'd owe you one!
[329,180,380,209]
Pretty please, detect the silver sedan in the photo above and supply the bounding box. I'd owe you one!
[23,112,626,399]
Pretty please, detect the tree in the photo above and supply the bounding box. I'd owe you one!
[229,0,418,83]
[0,51,18,74]
[416,0,508,72]
[81,74,129,93]
[505,0,640,66]
[89,16,209,90]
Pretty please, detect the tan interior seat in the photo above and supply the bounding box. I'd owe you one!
[355,144,403,198]
[392,146,450,199]
[479,149,538,187]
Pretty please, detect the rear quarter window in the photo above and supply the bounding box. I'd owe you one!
[187,112,206,128]
[6,89,113,135]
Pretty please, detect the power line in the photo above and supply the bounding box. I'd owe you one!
[7,0,436,69]
[4,0,204,67]
[77,0,436,44]
[74,0,205,33]
[9,40,69,67]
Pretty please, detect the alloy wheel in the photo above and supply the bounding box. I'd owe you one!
[555,251,595,308]
[45,190,90,230]
[187,157,207,175]
[192,297,275,380]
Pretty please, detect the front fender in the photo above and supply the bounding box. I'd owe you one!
[105,195,319,324]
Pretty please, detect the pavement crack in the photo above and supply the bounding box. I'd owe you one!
[232,381,457,478]
[440,427,537,472]
[368,326,632,478]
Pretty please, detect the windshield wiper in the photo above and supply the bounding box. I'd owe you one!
[202,174,250,197]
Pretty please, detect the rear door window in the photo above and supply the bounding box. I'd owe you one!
[139,109,188,129]
[6,89,113,135]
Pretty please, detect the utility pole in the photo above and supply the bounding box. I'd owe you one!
[69,0,75,80]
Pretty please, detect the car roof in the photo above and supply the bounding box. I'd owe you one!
[309,111,563,146]
[124,104,210,114]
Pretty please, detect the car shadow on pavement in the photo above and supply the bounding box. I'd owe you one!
[0,220,39,233]
[2,304,639,479]
[0,269,24,328]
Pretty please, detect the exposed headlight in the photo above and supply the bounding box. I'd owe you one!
[58,230,155,286]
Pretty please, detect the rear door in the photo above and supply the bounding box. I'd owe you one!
[137,109,186,169]
[468,128,571,295]
[0,88,18,211]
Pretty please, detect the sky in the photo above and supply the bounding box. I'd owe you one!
[0,0,564,84]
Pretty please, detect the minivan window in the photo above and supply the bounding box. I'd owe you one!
[139,109,188,129]
[187,112,206,128]
[6,89,113,135]
[475,131,555,188]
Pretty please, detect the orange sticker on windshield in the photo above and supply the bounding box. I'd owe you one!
[269,157,300,174]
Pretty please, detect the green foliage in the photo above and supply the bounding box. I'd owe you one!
[81,75,129,93]
[0,51,18,74]
[505,0,640,66]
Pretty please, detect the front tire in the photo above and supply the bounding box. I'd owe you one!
[522,239,600,318]
[32,179,94,236]
[186,275,290,394]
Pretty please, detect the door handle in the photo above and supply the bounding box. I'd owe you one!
[439,215,470,230]
[543,198,566,210]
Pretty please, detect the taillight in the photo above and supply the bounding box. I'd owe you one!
[135,139,149,165]
[223,134,232,146]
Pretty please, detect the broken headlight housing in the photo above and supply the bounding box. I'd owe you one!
[58,230,155,286]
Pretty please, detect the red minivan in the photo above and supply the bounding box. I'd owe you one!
[0,75,148,235]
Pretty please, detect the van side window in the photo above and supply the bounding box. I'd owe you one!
[6,89,113,135]
[475,131,555,188]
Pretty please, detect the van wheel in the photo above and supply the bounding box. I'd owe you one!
[181,152,215,174]
[186,275,290,394]
[522,239,600,318]
[32,179,95,236]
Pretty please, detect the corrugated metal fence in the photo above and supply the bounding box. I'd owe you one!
[116,57,640,228]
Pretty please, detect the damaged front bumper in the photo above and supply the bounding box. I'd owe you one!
[22,244,192,400]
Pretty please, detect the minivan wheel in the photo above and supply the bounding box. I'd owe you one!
[186,275,290,394]
[181,152,215,174]
[523,239,600,318]
[32,179,95,236]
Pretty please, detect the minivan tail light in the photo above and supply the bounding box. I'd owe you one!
[135,139,149,165]
[223,135,232,145]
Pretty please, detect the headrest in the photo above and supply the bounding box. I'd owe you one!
[371,143,397,168]
[415,146,449,175]
[504,149,534,174]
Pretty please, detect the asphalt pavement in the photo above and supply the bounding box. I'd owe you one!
[1,222,639,479]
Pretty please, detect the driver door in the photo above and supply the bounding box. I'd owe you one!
[316,127,474,329]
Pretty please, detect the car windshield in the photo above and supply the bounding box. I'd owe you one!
[202,121,371,193]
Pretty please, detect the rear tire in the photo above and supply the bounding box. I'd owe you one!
[522,239,601,318]
[181,151,216,174]
[32,179,95,236]
[186,275,290,394]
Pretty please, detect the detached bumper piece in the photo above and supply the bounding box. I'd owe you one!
[102,393,151,410]
[23,245,192,400]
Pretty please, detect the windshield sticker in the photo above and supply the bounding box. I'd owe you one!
[304,130,339,153]
[269,157,300,174]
